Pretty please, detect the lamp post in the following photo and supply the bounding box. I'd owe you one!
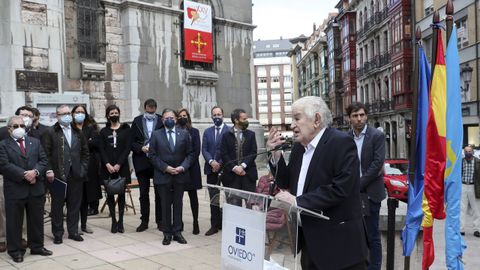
[461,64,473,101]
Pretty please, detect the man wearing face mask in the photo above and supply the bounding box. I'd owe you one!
[0,106,36,252]
[460,145,480,237]
[131,99,163,232]
[219,108,258,206]
[41,105,89,244]
[0,116,52,263]
[202,106,229,236]
[149,108,194,245]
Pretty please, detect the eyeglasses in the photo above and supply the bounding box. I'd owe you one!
[57,112,71,116]
[10,124,26,129]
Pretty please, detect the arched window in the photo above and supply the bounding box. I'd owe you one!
[179,0,217,71]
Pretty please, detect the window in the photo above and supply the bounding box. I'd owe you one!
[77,0,100,60]
[259,89,268,95]
[271,89,280,95]
[258,77,267,83]
[456,18,469,49]
[272,76,280,83]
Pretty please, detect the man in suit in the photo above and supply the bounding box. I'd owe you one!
[29,107,48,139]
[220,108,258,207]
[347,102,386,270]
[149,108,193,245]
[202,106,229,236]
[0,116,52,263]
[131,99,163,232]
[0,106,36,252]
[42,105,89,244]
[460,145,480,237]
[268,96,368,270]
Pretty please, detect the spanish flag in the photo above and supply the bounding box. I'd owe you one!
[422,29,446,270]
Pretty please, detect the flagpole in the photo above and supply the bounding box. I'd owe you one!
[403,26,422,270]
[445,0,454,44]
[431,11,440,74]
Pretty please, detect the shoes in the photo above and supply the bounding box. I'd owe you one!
[136,222,148,232]
[0,242,6,253]
[173,233,187,244]
[162,235,172,245]
[111,222,118,234]
[21,239,27,249]
[193,222,200,235]
[461,232,465,236]
[81,226,93,234]
[474,231,480,238]
[117,222,124,233]
[68,234,84,242]
[31,247,53,256]
[11,255,23,263]
[205,227,219,236]
[53,236,62,245]
[87,209,99,216]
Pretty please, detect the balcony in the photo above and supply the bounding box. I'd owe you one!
[335,81,344,92]
[379,51,391,68]
[367,99,394,114]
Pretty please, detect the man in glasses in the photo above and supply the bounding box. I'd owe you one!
[0,115,52,263]
[0,106,36,253]
[41,105,89,244]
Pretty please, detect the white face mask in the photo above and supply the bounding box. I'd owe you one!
[12,128,26,139]
[23,117,32,127]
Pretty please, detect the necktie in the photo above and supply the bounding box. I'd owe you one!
[215,127,220,142]
[168,130,175,151]
[17,138,26,155]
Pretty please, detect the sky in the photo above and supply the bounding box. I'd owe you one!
[252,0,339,41]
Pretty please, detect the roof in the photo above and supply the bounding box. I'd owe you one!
[253,39,293,53]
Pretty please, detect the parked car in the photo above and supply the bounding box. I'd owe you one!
[383,159,409,202]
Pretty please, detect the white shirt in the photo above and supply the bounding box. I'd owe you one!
[296,127,326,197]
[352,125,367,177]
[145,117,154,139]
[61,124,72,146]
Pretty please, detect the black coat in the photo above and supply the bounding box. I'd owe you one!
[78,124,102,202]
[183,127,202,190]
[130,114,163,173]
[41,123,89,181]
[219,127,258,187]
[273,128,368,270]
[0,136,48,199]
[98,124,132,183]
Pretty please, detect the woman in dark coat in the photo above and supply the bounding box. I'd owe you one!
[72,105,102,234]
[98,105,132,233]
[177,108,202,235]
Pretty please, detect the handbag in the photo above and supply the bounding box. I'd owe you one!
[104,174,126,195]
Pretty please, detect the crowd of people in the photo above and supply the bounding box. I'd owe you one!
[0,100,256,264]
[1,96,476,269]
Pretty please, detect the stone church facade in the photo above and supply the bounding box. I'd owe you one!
[0,0,256,128]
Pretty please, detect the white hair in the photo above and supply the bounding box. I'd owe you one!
[292,96,332,128]
[7,115,24,127]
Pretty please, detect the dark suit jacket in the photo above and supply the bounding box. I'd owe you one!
[349,126,386,203]
[202,124,229,175]
[131,114,163,173]
[41,123,89,181]
[149,127,194,185]
[184,127,202,190]
[274,128,368,270]
[0,136,48,200]
[220,127,258,185]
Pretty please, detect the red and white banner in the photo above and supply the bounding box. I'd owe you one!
[183,0,213,63]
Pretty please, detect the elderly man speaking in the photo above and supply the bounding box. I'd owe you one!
[267,96,368,270]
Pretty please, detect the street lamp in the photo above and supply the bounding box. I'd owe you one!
[461,64,473,94]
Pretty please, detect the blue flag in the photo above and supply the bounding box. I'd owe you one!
[401,45,430,256]
[444,25,466,270]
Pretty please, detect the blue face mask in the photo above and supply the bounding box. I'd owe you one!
[59,115,72,126]
[213,117,223,127]
[164,118,175,129]
[74,113,86,123]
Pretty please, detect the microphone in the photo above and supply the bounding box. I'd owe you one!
[272,143,291,151]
